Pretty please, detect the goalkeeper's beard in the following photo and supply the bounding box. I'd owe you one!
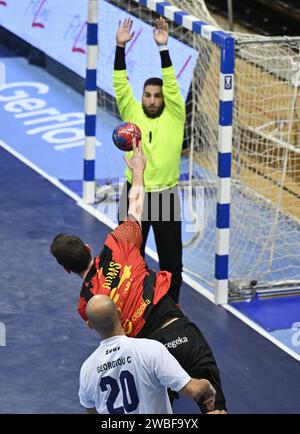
[142,102,165,119]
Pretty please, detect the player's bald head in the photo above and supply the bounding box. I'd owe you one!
[86,295,121,337]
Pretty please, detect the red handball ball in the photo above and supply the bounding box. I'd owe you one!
[112,122,142,152]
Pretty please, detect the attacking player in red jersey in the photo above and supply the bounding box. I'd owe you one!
[77,217,175,337]
[50,139,227,414]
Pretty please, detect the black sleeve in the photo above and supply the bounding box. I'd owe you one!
[114,45,126,70]
[160,49,172,68]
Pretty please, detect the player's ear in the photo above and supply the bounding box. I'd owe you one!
[84,244,92,253]
[87,320,94,330]
[117,309,122,321]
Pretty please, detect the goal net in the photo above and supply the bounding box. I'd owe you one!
[97,0,300,299]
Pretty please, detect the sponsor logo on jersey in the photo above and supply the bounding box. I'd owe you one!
[123,319,133,336]
[131,298,151,322]
[105,346,120,355]
[164,336,188,349]
[103,261,121,289]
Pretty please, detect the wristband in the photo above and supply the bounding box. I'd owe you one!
[158,44,168,52]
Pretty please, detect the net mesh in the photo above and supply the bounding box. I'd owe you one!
[102,0,300,291]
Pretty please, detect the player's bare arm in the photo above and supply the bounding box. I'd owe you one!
[124,138,147,226]
[180,378,216,412]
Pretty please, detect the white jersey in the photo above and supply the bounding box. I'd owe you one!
[79,335,191,414]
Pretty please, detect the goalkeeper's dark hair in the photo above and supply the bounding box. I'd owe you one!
[50,233,92,274]
[143,77,163,90]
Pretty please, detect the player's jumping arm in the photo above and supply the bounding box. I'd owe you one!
[108,139,146,249]
[179,378,216,412]
[113,18,139,120]
[124,139,146,227]
[154,17,185,123]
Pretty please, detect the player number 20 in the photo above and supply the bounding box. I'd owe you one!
[100,370,139,413]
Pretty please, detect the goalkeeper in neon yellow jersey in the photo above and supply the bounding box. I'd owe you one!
[113,17,186,304]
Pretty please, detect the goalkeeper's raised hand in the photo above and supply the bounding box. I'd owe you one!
[116,18,135,47]
[153,17,169,46]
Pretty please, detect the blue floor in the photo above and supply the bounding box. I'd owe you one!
[232,296,300,354]
[232,296,300,332]
[1,145,300,414]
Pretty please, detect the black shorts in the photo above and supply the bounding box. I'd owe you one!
[147,316,227,413]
